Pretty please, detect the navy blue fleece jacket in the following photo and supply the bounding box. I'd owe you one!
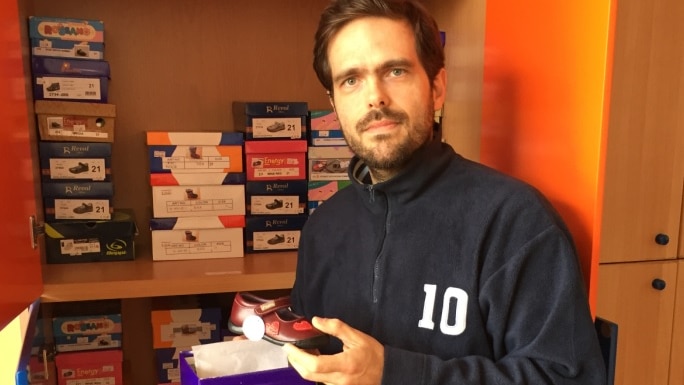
[291,138,606,384]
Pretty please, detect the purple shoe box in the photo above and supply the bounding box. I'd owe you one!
[32,56,110,77]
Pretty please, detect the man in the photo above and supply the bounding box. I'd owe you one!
[283,0,607,384]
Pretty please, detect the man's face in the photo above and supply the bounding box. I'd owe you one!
[327,17,446,175]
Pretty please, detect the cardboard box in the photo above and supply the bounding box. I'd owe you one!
[245,215,307,253]
[151,227,244,261]
[151,308,221,348]
[308,146,354,181]
[152,185,245,218]
[148,145,243,174]
[150,172,246,186]
[55,349,123,385]
[244,140,307,181]
[156,347,189,384]
[35,100,116,142]
[308,109,346,146]
[44,210,138,264]
[146,131,244,146]
[179,351,314,385]
[34,75,108,103]
[28,355,56,385]
[39,142,112,181]
[32,56,110,77]
[233,101,308,140]
[52,314,122,352]
[31,38,105,60]
[245,180,307,215]
[42,181,113,220]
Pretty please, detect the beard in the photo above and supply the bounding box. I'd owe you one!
[345,102,435,171]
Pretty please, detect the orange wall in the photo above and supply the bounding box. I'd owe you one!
[481,0,616,310]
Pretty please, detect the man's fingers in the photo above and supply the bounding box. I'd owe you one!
[283,343,343,383]
[313,317,364,349]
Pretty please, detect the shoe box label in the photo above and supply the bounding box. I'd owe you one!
[34,75,108,103]
[155,347,189,384]
[46,198,112,220]
[309,109,347,146]
[151,227,244,261]
[35,101,116,143]
[44,210,138,264]
[308,146,354,181]
[233,101,308,140]
[41,157,111,181]
[243,140,307,182]
[150,172,246,186]
[245,214,308,253]
[152,185,246,218]
[151,308,222,348]
[146,131,244,146]
[32,56,110,77]
[31,39,105,60]
[150,215,245,230]
[52,314,122,352]
[148,145,243,173]
[246,181,308,215]
[55,350,123,385]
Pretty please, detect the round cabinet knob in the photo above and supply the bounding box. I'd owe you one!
[652,279,667,291]
[655,233,670,245]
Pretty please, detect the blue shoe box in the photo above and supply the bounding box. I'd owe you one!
[42,181,114,220]
[179,350,314,385]
[156,347,190,384]
[34,74,109,103]
[39,142,112,181]
[32,56,110,77]
[52,313,122,352]
[44,210,137,263]
[29,16,105,60]
[245,180,307,215]
[233,101,308,140]
[244,214,308,253]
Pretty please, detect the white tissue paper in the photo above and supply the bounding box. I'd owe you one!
[191,339,289,379]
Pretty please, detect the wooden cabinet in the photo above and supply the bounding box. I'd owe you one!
[596,0,684,383]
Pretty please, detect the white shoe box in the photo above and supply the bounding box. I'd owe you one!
[152,185,245,218]
[151,227,244,261]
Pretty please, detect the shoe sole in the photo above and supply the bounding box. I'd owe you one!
[227,321,328,349]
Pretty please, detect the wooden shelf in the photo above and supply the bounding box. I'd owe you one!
[41,251,298,303]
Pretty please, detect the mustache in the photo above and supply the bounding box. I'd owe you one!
[356,107,408,132]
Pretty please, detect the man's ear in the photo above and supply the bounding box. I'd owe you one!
[432,68,447,111]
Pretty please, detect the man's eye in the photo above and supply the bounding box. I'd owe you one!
[390,68,405,76]
[344,78,357,86]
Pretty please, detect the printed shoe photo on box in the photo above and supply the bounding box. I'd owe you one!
[228,292,329,349]
[68,162,89,174]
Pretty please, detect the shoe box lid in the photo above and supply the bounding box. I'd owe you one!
[179,350,315,385]
[245,214,308,232]
[150,215,246,230]
[151,227,244,261]
[146,131,244,146]
[245,181,308,215]
[42,181,113,198]
[307,145,354,159]
[244,139,307,154]
[39,142,113,182]
[148,145,243,174]
[44,210,138,264]
[39,141,112,157]
[29,16,105,42]
[233,101,309,117]
[32,56,110,77]
[150,172,246,186]
[233,102,308,140]
[245,180,308,195]
[35,100,116,143]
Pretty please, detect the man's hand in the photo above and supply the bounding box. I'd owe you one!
[282,317,384,385]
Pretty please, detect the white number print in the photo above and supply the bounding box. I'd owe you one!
[418,284,468,336]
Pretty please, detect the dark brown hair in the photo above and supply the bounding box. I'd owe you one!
[313,0,445,93]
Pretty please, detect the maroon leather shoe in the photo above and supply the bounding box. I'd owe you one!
[228,292,329,349]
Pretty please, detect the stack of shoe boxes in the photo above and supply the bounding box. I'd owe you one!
[233,101,309,253]
[146,132,246,261]
[51,313,124,385]
[29,16,137,264]
[306,110,352,214]
[151,306,222,385]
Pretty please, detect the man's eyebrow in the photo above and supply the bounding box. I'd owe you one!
[332,58,415,85]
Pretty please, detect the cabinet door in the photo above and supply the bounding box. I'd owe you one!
[599,0,684,263]
[597,261,677,385]
[669,260,684,385]
[0,0,43,331]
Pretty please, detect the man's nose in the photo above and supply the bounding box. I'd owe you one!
[366,78,388,108]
